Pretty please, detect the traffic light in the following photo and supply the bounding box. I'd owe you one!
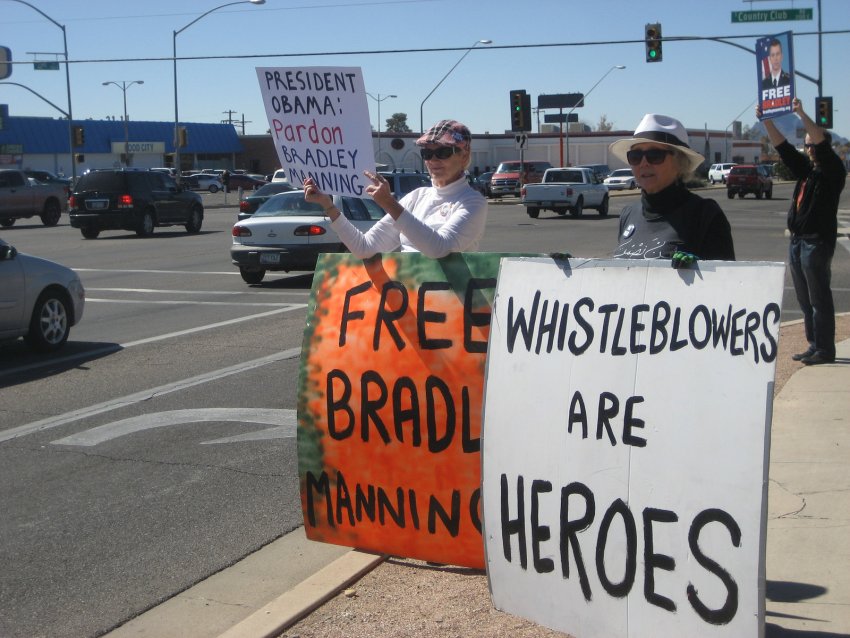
[509,89,531,132]
[645,23,663,63]
[177,126,189,148]
[72,125,85,146]
[815,96,833,129]
[75,153,85,163]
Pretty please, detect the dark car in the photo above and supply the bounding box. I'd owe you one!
[726,164,773,199]
[472,171,494,197]
[238,182,297,220]
[225,173,267,191]
[378,170,432,199]
[68,169,204,239]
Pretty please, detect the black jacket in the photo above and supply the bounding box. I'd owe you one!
[777,139,847,242]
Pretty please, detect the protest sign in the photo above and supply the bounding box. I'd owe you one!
[297,252,536,568]
[756,31,795,120]
[256,66,375,196]
[482,258,784,638]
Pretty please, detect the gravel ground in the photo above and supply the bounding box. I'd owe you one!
[281,315,850,638]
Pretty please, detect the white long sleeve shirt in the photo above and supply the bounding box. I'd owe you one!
[329,176,487,258]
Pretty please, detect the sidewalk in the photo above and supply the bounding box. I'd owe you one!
[106,335,850,638]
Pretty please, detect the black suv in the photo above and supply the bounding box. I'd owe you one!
[69,169,204,239]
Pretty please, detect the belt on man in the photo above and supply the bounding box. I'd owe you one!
[791,233,820,239]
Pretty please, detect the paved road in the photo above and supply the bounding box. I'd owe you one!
[0,182,848,637]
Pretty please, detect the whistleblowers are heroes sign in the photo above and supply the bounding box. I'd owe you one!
[482,258,785,638]
[256,66,375,197]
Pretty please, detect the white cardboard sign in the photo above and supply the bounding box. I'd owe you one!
[256,66,375,197]
[482,258,785,638]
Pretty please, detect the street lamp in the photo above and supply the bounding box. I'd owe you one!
[564,65,625,166]
[419,39,492,134]
[103,80,144,167]
[3,0,75,182]
[366,93,396,158]
[173,0,264,173]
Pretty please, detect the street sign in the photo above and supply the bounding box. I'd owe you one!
[732,8,812,23]
[544,113,578,123]
[515,133,527,150]
[537,93,584,109]
[0,46,11,80]
[33,61,60,70]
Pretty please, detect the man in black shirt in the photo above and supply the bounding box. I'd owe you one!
[759,97,847,365]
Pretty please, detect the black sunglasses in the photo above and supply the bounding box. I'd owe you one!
[420,146,460,161]
[626,148,674,166]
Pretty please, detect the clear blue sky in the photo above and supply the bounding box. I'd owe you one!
[2,0,848,139]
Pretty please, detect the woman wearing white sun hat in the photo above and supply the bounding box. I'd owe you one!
[609,113,735,266]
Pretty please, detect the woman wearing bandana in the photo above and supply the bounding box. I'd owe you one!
[609,114,735,267]
[304,119,487,257]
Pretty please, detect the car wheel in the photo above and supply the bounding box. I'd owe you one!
[555,207,567,216]
[727,190,734,199]
[738,192,745,199]
[81,227,100,239]
[240,267,266,285]
[766,186,773,199]
[1,217,15,227]
[136,210,155,237]
[709,177,716,185]
[185,206,203,233]
[597,195,609,217]
[24,288,72,352]
[755,188,763,200]
[527,207,540,219]
[40,199,62,226]
[629,181,636,189]
[569,198,583,217]
[209,184,220,193]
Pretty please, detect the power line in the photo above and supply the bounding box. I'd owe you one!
[5,30,848,66]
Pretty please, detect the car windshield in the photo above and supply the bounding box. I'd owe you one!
[495,163,521,173]
[610,169,632,177]
[254,192,326,217]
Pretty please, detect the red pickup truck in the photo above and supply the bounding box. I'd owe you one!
[726,164,774,200]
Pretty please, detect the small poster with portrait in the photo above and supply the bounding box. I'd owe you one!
[756,31,794,120]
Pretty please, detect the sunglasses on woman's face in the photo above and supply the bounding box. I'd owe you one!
[626,148,674,166]
[420,146,460,161]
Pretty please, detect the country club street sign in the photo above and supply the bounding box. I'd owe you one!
[732,8,812,23]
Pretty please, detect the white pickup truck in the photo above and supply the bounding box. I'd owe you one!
[0,169,67,227]
[520,166,609,218]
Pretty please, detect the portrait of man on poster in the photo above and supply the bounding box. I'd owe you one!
[757,31,795,119]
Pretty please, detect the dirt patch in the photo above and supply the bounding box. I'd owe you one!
[281,315,850,638]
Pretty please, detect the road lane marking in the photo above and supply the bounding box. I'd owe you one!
[86,298,296,307]
[0,306,306,380]
[87,287,310,297]
[50,408,297,446]
[0,347,301,443]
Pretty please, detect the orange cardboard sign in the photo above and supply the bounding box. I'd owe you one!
[297,252,512,568]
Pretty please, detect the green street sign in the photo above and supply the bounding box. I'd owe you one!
[732,8,813,23]
[34,61,60,70]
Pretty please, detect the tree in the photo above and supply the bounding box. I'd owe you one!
[596,114,614,132]
[385,113,412,133]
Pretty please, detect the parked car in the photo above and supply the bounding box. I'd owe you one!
[24,169,72,193]
[0,238,85,352]
[230,190,384,283]
[68,169,204,239]
[0,168,67,227]
[238,182,297,219]
[603,168,637,190]
[708,163,737,184]
[472,171,494,197]
[187,173,224,193]
[378,170,432,199]
[490,160,552,198]
[225,173,266,191]
[726,164,774,199]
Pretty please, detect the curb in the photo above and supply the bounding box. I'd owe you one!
[216,550,386,638]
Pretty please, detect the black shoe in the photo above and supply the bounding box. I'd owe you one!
[792,348,815,361]
[801,352,835,366]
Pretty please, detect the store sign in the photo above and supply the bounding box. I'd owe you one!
[109,142,165,154]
